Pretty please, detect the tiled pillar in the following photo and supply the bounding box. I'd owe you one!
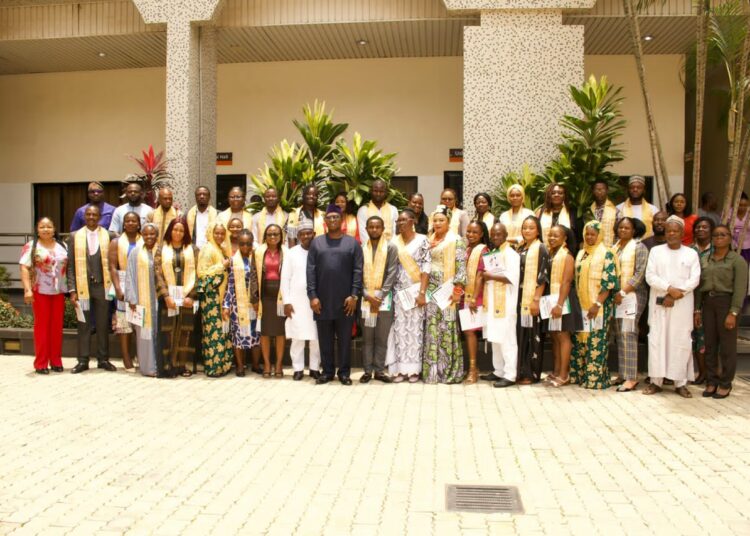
[444,1,594,214]
[132,0,224,210]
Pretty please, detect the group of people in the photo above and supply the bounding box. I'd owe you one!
[19,176,747,398]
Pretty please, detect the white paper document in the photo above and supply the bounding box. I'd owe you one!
[615,293,638,319]
[126,305,145,327]
[459,307,486,331]
[431,281,455,311]
[74,302,86,323]
[579,313,604,333]
[482,250,506,275]
[539,294,571,320]
[396,283,421,311]
[168,285,184,307]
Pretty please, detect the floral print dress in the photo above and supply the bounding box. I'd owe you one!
[197,241,233,377]
[570,250,618,389]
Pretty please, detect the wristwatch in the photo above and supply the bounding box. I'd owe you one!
[731,311,738,316]
[595,301,603,308]
[619,290,627,298]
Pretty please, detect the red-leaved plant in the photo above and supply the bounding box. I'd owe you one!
[124,145,174,208]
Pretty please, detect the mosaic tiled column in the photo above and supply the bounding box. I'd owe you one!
[132,0,224,210]
[444,1,595,213]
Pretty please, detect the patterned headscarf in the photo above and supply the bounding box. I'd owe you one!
[582,220,603,254]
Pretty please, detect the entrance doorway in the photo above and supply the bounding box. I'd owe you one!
[34,181,122,232]
[216,175,248,211]
[444,171,464,209]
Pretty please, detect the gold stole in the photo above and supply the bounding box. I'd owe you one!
[393,234,422,283]
[187,205,216,242]
[74,227,111,311]
[254,244,286,319]
[289,208,325,236]
[343,214,358,238]
[161,244,196,297]
[576,244,607,319]
[614,239,636,289]
[231,251,254,337]
[540,206,571,244]
[465,245,487,301]
[622,199,653,238]
[500,207,532,244]
[197,242,229,302]
[151,206,178,244]
[117,234,141,270]
[362,239,389,326]
[486,243,509,318]
[549,246,569,295]
[520,239,541,325]
[136,246,154,334]
[433,232,458,319]
[480,212,495,228]
[219,208,253,229]
[367,202,395,241]
[258,208,287,240]
[449,208,465,234]
[592,200,617,247]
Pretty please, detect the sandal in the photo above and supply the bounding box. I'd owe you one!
[275,369,284,379]
[181,369,193,378]
[702,384,717,398]
[675,386,693,399]
[263,371,271,379]
[611,377,626,387]
[616,381,639,392]
[542,374,558,385]
[550,376,570,388]
[408,374,420,383]
[642,383,662,395]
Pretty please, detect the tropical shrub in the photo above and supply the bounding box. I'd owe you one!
[0,266,10,301]
[124,145,175,208]
[0,300,33,329]
[63,299,77,329]
[294,100,348,183]
[248,140,317,213]
[490,164,545,214]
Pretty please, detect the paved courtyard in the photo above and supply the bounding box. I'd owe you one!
[1,356,749,535]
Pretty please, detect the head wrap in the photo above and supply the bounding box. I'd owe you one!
[507,184,525,197]
[665,215,685,229]
[582,220,603,254]
[628,175,646,186]
[298,219,314,231]
[325,204,342,215]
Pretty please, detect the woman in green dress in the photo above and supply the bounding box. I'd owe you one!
[197,222,233,377]
[422,206,467,384]
[570,220,618,389]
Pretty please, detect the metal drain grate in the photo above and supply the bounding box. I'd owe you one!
[446,484,524,514]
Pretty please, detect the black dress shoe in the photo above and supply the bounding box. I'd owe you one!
[309,370,321,380]
[374,372,393,384]
[293,371,304,381]
[479,372,501,382]
[35,368,49,375]
[339,376,353,386]
[50,366,64,373]
[97,361,116,372]
[493,378,515,388]
[359,372,372,384]
[316,375,332,385]
[71,363,89,374]
[713,385,732,399]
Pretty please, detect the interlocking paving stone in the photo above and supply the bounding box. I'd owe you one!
[0,356,749,535]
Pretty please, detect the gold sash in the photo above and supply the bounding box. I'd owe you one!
[231,250,254,337]
[465,245,487,301]
[622,199,654,238]
[576,243,607,319]
[343,214,358,238]
[549,245,569,295]
[449,208,465,235]
[161,244,196,297]
[592,200,617,247]
[479,212,495,228]
[257,208,287,241]
[289,207,325,237]
[613,239,636,289]
[186,205,217,242]
[218,208,253,229]
[74,227,111,311]
[500,207,534,245]
[362,238,389,326]
[150,206,178,244]
[432,232,458,319]
[520,239,541,325]
[367,202,395,241]
[254,244,286,319]
[393,234,422,284]
[540,206,571,244]
[136,245,154,334]
[117,234,141,270]
[487,243,509,318]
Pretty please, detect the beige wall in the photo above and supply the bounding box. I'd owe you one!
[0,54,684,227]
[585,54,686,202]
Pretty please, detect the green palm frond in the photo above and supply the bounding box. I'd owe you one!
[490,164,544,214]
[293,100,348,181]
[248,140,316,212]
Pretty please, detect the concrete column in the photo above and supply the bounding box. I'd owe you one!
[132,0,224,210]
[444,1,595,213]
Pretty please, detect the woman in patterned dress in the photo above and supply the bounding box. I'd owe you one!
[222,229,260,376]
[107,211,140,371]
[516,216,550,384]
[386,209,430,383]
[422,206,467,384]
[570,220,618,389]
[197,222,233,377]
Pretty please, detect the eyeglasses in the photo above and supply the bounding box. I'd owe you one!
[88,189,104,194]
[713,233,731,238]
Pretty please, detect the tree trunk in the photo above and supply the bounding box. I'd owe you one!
[624,0,672,206]
[692,0,710,214]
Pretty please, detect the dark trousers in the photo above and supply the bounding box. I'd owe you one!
[77,285,110,363]
[703,294,738,388]
[362,310,393,373]
[317,316,355,379]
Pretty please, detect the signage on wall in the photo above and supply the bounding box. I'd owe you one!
[449,148,463,163]
[216,152,233,166]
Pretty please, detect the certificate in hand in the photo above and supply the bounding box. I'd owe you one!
[396,283,421,311]
[482,250,506,274]
[615,293,637,319]
[126,304,145,327]
[459,307,486,331]
[539,294,570,320]
[431,281,455,311]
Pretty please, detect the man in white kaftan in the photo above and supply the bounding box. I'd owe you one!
[643,216,701,397]
[480,223,520,387]
[280,221,321,380]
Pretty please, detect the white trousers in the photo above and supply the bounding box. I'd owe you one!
[492,341,517,381]
[290,339,321,372]
[650,377,687,388]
